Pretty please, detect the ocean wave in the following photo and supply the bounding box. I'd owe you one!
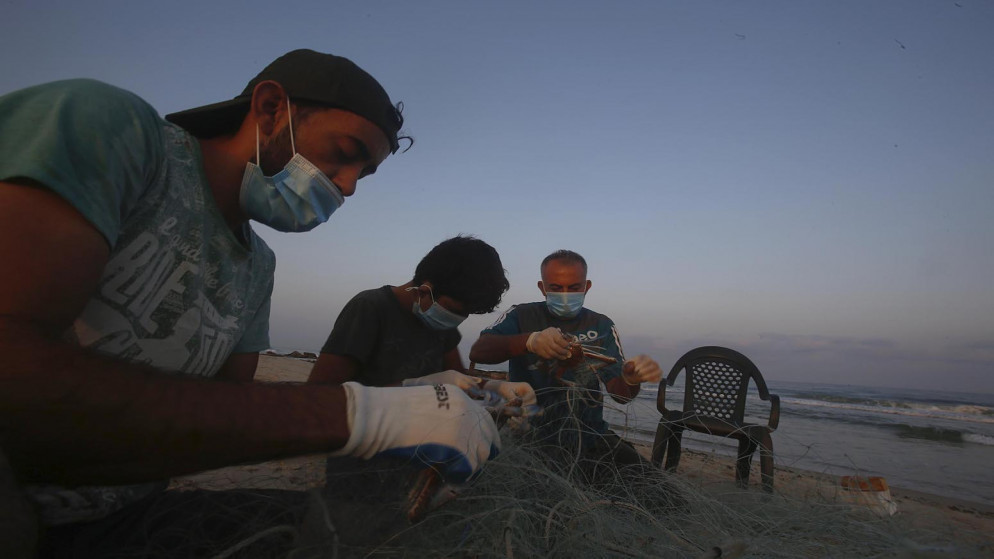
[956,405,994,416]
[963,433,994,446]
[890,425,994,447]
[779,396,994,425]
[790,392,913,409]
[609,401,994,449]
[648,387,994,420]
[894,425,964,443]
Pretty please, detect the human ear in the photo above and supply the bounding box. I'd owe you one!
[414,282,435,311]
[537,280,546,296]
[249,81,289,137]
[420,282,435,298]
[584,280,592,293]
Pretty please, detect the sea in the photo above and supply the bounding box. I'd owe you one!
[602,379,994,507]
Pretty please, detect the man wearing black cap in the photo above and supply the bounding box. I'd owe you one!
[0,50,499,556]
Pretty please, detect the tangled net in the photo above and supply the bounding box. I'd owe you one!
[120,378,991,559]
[305,429,989,559]
[145,429,990,558]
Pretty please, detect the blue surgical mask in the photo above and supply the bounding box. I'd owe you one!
[545,290,586,319]
[408,285,466,330]
[240,98,344,232]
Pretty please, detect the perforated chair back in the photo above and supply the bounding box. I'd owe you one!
[685,352,749,423]
[665,346,774,427]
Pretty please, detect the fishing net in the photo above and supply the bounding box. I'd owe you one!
[306,429,991,559]
[141,411,993,558]
[47,372,990,558]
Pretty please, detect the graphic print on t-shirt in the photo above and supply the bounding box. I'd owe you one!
[72,223,242,376]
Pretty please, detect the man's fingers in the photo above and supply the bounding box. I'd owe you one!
[529,327,574,359]
[629,355,663,383]
[510,382,537,406]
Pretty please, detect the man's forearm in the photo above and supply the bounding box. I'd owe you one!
[0,321,349,485]
[468,333,530,364]
[605,375,640,403]
[308,352,359,385]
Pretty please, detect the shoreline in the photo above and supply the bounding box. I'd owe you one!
[628,439,994,516]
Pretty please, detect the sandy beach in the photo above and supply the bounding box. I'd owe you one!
[169,355,994,553]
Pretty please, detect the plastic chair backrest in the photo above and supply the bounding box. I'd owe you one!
[666,346,772,424]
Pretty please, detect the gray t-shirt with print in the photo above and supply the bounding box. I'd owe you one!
[0,79,276,524]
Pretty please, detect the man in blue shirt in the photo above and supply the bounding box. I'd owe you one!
[470,250,663,475]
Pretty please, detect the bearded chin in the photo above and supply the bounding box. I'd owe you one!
[257,124,295,175]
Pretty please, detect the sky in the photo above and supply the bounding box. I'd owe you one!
[3,0,992,393]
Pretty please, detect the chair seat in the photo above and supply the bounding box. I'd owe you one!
[664,411,771,439]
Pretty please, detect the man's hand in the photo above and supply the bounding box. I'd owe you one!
[621,355,663,385]
[402,370,479,391]
[525,327,572,360]
[483,379,538,432]
[481,380,537,408]
[332,382,500,483]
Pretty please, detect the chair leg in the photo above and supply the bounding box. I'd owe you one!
[663,427,684,472]
[735,437,758,489]
[651,420,670,467]
[759,432,774,493]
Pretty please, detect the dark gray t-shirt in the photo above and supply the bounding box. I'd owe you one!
[321,286,461,386]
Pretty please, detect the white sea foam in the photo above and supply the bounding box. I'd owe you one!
[963,433,994,447]
[779,396,994,425]
[952,404,994,416]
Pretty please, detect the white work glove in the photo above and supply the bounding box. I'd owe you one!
[482,380,537,408]
[402,370,479,391]
[526,327,572,360]
[621,354,663,385]
[482,380,538,433]
[332,382,500,482]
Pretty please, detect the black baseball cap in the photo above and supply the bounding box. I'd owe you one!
[165,49,403,152]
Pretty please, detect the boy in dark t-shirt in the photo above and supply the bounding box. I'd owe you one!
[309,236,531,405]
[314,284,463,386]
[310,237,535,547]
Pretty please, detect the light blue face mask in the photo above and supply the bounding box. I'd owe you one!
[408,285,467,330]
[545,290,586,319]
[240,98,344,232]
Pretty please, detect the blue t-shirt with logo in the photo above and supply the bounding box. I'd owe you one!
[481,302,626,443]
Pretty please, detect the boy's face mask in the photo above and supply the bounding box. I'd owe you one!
[240,98,344,232]
[408,285,467,330]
